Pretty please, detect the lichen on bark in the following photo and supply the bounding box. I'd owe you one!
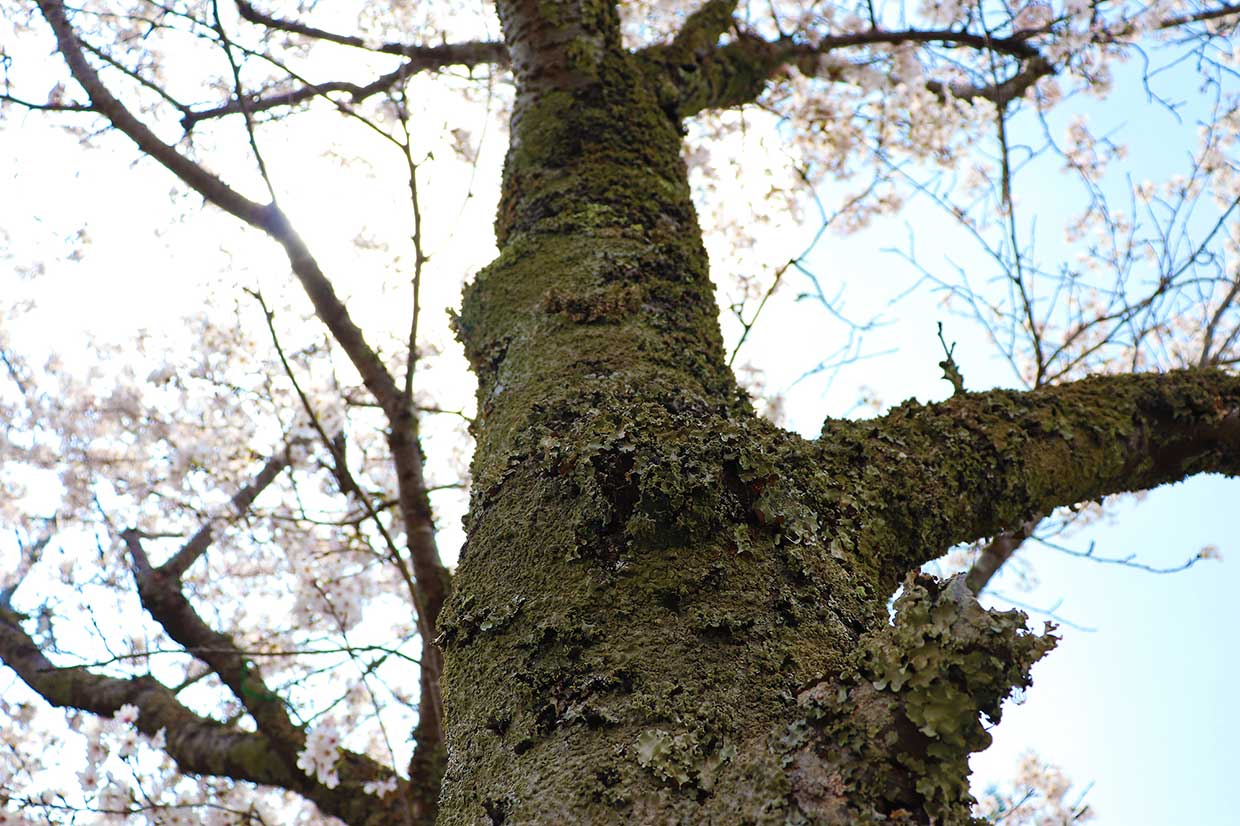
[783,574,1056,825]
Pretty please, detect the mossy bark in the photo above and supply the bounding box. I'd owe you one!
[437,3,1240,824]
[438,3,1049,824]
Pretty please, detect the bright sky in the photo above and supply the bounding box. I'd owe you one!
[1,13,1238,825]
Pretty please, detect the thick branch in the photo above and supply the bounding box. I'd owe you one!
[121,529,305,768]
[651,6,1240,114]
[385,415,449,740]
[0,607,418,825]
[835,369,1240,578]
[669,0,738,54]
[666,2,1240,115]
[645,24,1047,118]
[0,605,299,787]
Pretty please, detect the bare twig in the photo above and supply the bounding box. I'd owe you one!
[160,447,293,580]
[235,0,505,64]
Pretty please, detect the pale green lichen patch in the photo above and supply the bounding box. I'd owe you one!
[782,573,1057,825]
[634,728,738,789]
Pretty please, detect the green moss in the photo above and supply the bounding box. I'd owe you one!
[437,359,905,822]
[564,36,602,78]
[541,282,643,323]
[455,47,746,492]
[536,0,567,27]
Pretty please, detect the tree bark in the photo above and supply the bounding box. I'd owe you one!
[435,3,1079,824]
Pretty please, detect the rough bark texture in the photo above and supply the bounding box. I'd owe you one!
[435,3,1072,824]
[433,2,1240,823]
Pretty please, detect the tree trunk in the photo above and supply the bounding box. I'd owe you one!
[437,3,1054,823]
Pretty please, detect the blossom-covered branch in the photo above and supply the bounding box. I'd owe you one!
[643,18,1051,118]
[646,2,1240,118]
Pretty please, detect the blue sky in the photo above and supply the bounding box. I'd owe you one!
[969,474,1238,825]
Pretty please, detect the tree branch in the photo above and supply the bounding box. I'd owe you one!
[644,23,1047,118]
[180,29,506,130]
[249,287,447,749]
[0,608,300,787]
[161,446,293,580]
[657,1,1240,117]
[928,56,1055,107]
[669,0,738,54]
[0,92,94,113]
[833,369,1240,580]
[235,0,506,65]
[1155,2,1240,31]
[181,61,415,128]
[120,528,305,769]
[966,516,1040,593]
[35,0,405,421]
[35,0,268,225]
[0,605,417,825]
[647,6,1235,117]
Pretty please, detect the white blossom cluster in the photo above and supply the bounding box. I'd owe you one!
[296,724,343,790]
[974,752,1095,823]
